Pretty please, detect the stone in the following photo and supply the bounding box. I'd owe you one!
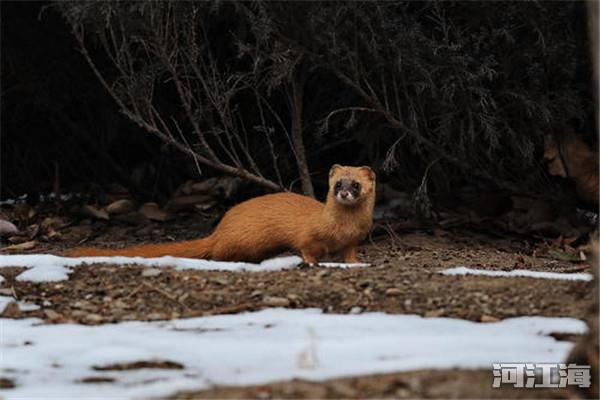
[165,195,215,212]
[385,287,403,296]
[142,268,162,277]
[0,219,18,236]
[81,205,109,220]
[139,203,172,222]
[106,199,135,215]
[263,296,290,307]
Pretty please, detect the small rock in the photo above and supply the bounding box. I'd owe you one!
[41,216,66,230]
[106,199,135,215]
[255,391,271,400]
[85,314,103,323]
[349,306,363,314]
[142,268,162,277]
[480,315,500,323]
[263,296,290,307]
[73,301,94,310]
[424,309,444,318]
[329,381,357,398]
[250,290,263,298]
[190,177,242,199]
[165,195,215,212]
[385,287,402,296]
[111,299,128,309]
[81,205,109,220]
[1,301,20,317]
[147,312,164,321]
[0,220,18,237]
[45,228,61,240]
[139,203,172,222]
[43,309,62,321]
[210,277,229,286]
[316,270,330,279]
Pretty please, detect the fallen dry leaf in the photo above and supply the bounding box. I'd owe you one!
[1,240,37,252]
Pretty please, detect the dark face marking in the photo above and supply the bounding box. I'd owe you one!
[334,179,361,203]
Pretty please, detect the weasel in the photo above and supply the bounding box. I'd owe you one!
[66,165,376,264]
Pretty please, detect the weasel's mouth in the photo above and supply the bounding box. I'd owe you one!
[335,192,358,205]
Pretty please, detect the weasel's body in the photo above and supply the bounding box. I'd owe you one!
[67,165,376,263]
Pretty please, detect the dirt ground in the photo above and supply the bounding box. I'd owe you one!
[176,369,568,399]
[0,211,595,398]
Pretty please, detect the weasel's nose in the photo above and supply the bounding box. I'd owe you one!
[340,191,349,199]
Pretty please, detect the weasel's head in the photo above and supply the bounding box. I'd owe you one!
[328,164,376,206]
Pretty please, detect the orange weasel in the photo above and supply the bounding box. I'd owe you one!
[67,165,376,264]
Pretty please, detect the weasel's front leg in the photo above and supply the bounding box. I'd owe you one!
[301,251,319,265]
[342,246,358,263]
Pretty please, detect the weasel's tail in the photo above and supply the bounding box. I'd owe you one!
[65,236,215,259]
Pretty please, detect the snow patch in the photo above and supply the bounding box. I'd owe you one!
[0,308,585,399]
[0,295,14,312]
[0,295,40,313]
[441,266,593,281]
[0,254,370,283]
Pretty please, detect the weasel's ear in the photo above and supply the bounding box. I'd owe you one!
[329,164,342,177]
[359,166,376,181]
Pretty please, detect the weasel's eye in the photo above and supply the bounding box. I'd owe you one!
[334,182,342,190]
[351,182,361,191]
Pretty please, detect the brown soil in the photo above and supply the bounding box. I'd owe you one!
[176,369,569,399]
[93,360,184,371]
[0,216,595,399]
[2,230,591,324]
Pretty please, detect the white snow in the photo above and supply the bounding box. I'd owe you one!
[441,266,593,281]
[0,295,40,313]
[0,308,585,399]
[0,295,14,312]
[0,254,370,283]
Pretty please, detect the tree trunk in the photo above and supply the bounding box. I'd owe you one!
[290,69,315,198]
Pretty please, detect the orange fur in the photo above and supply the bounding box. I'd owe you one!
[66,165,376,263]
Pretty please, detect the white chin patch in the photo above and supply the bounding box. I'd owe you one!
[336,193,356,205]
